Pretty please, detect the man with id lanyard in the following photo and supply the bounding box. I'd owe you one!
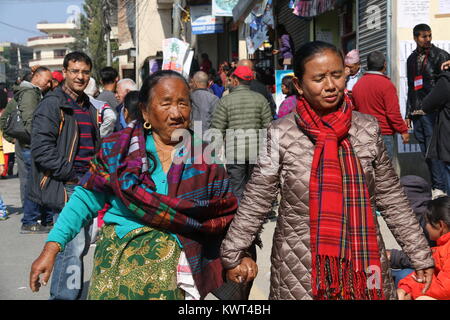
[406,24,450,200]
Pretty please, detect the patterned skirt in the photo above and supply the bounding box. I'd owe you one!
[87,224,185,300]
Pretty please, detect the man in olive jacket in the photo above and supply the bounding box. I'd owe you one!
[0,67,54,233]
[211,65,273,201]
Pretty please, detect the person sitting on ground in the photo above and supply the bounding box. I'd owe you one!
[397,196,450,300]
[277,75,298,118]
[388,175,436,287]
[29,70,238,300]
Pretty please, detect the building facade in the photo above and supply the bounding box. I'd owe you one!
[27,23,78,72]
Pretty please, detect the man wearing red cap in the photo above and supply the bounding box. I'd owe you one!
[211,65,272,200]
[211,65,272,299]
[52,71,64,89]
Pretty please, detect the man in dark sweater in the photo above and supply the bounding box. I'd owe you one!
[405,24,450,199]
[29,52,100,300]
[352,51,409,159]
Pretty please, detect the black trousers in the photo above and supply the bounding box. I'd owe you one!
[226,163,256,202]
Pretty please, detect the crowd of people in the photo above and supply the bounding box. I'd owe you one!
[0,22,449,300]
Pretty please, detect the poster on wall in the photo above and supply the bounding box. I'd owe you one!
[439,0,450,14]
[398,0,430,29]
[275,70,295,113]
[212,0,239,17]
[190,5,224,34]
[162,38,190,76]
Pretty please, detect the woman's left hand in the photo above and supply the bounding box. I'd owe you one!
[413,267,434,294]
[272,49,280,55]
[226,257,258,284]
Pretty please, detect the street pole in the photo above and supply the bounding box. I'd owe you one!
[173,0,182,39]
[106,30,111,66]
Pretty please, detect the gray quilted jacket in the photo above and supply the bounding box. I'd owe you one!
[220,111,434,300]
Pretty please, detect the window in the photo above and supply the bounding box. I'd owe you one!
[54,49,66,58]
[35,51,41,60]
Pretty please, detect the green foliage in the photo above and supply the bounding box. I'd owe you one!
[69,0,106,81]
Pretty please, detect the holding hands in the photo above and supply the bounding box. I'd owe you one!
[226,257,258,284]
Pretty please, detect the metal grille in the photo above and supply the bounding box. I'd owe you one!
[358,0,388,71]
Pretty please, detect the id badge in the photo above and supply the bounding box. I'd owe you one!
[414,76,423,91]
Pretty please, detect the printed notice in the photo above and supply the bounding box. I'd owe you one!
[398,0,430,29]
[439,0,450,14]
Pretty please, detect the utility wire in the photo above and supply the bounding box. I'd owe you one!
[0,20,44,35]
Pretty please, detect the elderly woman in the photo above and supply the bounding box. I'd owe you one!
[30,70,238,300]
[221,41,435,300]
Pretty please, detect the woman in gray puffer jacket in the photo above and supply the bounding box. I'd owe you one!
[220,41,435,300]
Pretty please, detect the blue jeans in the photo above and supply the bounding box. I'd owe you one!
[445,162,450,195]
[383,135,395,160]
[413,114,447,191]
[20,147,54,226]
[49,184,92,300]
[391,268,415,288]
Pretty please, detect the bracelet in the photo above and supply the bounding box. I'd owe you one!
[54,242,63,252]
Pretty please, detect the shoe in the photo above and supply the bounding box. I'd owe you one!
[20,223,49,234]
[41,222,54,232]
[0,210,8,220]
[432,189,447,200]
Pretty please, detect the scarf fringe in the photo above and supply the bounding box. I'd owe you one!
[313,255,385,300]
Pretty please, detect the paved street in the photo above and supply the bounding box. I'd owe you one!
[0,172,399,300]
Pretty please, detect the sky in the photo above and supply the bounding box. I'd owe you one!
[0,0,85,45]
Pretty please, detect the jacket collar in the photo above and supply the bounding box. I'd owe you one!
[364,71,390,80]
[437,232,450,246]
[231,85,250,92]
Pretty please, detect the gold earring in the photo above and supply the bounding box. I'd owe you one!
[143,121,152,130]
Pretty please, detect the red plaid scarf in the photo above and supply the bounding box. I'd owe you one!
[294,94,385,300]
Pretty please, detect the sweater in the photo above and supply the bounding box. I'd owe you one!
[398,232,450,299]
[352,72,408,136]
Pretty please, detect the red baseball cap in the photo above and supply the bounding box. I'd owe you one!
[52,71,64,83]
[233,66,254,81]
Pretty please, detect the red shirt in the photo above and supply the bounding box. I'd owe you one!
[352,72,408,135]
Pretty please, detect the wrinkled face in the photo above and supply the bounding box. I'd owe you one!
[346,62,361,76]
[142,77,191,145]
[294,49,346,116]
[116,85,130,103]
[33,70,53,94]
[415,31,432,49]
[62,60,91,94]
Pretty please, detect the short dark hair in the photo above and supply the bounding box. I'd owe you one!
[413,24,431,37]
[123,90,140,123]
[63,51,92,70]
[426,196,450,229]
[100,66,119,84]
[367,51,386,72]
[294,41,344,81]
[32,66,51,79]
[232,74,251,86]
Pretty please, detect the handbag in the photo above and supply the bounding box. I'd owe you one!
[4,98,30,145]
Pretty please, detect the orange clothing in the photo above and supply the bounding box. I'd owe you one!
[398,232,450,299]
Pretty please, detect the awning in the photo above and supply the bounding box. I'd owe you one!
[232,0,262,23]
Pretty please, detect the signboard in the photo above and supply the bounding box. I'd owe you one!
[213,0,239,17]
[190,5,224,34]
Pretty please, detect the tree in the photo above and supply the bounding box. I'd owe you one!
[69,0,107,81]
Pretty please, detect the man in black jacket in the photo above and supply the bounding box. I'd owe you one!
[406,24,450,199]
[29,52,100,300]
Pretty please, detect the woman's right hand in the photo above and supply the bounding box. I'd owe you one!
[226,257,258,284]
[29,242,60,292]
